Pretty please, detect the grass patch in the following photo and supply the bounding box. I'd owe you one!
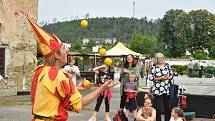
[0,97,31,105]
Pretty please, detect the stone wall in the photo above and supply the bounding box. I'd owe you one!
[0,0,38,96]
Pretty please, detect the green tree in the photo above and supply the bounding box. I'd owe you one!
[69,40,82,52]
[80,39,95,54]
[43,17,160,44]
[159,9,188,57]
[129,33,158,56]
[188,9,215,58]
[87,39,96,49]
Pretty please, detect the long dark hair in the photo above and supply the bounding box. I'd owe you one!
[123,54,136,68]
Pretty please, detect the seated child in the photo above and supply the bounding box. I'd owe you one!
[170,107,186,121]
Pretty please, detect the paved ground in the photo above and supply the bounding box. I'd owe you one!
[173,76,215,95]
[0,75,214,121]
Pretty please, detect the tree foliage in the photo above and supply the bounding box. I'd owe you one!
[159,9,215,58]
[129,33,158,56]
[44,10,215,58]
[43,17,160,43]
[188,10,215,57]
[159,9,188,57]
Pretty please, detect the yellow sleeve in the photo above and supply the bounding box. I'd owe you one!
[69,87,82,113]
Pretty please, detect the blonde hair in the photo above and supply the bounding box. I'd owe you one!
[44,46,63,65]
[153,53,165,65]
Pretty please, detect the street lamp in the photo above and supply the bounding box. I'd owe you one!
[92,46,98,83]
[133,1,135,19]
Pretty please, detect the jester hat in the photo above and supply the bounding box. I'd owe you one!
[15,11,63,57]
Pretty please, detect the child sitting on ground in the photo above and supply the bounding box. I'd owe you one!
[170,107,186,121]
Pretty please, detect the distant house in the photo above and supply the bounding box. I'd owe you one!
[82,38,116,47]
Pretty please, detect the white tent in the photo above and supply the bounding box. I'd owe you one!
[106,42,143,56]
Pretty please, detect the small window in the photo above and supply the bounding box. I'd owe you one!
[0,22,2,34]
[0,47,5,77]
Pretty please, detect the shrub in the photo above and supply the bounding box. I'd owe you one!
[204,66,215,76]
[193,50,207,60]
[171,65,188,75]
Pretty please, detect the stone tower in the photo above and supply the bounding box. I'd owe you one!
[0,0,38,96]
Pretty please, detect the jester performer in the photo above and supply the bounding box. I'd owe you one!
[15,11,114,121]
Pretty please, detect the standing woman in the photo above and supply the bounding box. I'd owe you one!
[149,53,173,121]
[120,54,140,110]
[88,64,115,121]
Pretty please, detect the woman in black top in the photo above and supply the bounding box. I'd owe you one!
[149,53,173,121]
[88,64,114,121]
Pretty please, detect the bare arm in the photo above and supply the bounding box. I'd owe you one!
[154,76,167,81]
[129,90,138,93]
[71,70,81,77]
[92,65,106,74]
[137,109,148,121]
[71,67,81,77]
[150,108,156,121]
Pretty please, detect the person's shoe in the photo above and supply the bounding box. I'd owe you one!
[88,117,96,121]
[105,117,111,121]
[134,118,136,121]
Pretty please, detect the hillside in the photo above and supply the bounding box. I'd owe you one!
[42,17,160,43]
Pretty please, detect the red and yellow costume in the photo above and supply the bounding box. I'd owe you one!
[15,11,82,121]
[31,65,82,121]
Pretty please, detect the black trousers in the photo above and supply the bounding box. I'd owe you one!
[94,94,109,112]
[199,67,203,78]
[153,94,171,121]
[188,69,193,78]
[120,85,126,109]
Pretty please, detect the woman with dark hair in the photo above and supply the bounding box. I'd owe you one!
[119,54,140,110]
[136,97,156,121]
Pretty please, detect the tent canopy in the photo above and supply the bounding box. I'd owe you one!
[106,42,143,56]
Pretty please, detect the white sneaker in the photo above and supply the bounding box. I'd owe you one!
[88,117,96,121]
[106,117,111,121]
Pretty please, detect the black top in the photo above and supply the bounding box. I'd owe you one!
[97,67,114,84]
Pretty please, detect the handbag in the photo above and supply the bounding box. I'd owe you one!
[169,78,179,107]
[169,79,178,98]
[113,110,128,121]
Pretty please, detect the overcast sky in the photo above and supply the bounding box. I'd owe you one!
[38,0,215,22]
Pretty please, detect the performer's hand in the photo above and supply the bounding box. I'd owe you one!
[15,11,28,18]
[77,81,91,91]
